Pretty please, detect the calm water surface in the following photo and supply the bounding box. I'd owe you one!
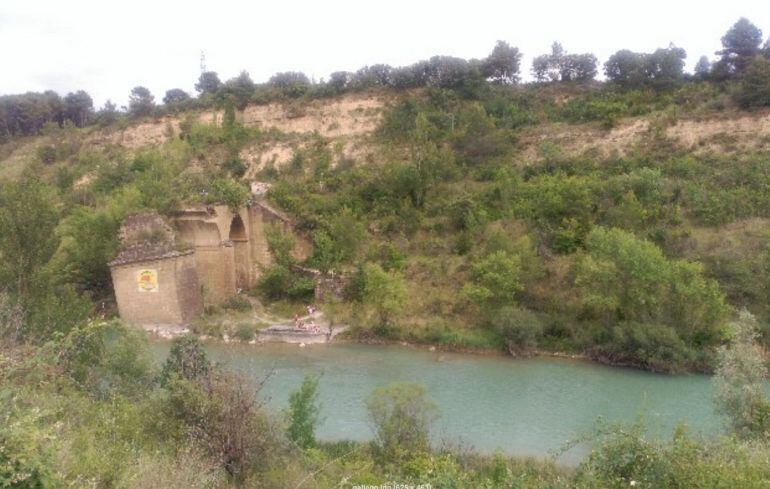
[151,341,723,463]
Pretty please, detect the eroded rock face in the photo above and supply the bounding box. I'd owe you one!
[92,93,386,150]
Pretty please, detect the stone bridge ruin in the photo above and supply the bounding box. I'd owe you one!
[109,191,309,327]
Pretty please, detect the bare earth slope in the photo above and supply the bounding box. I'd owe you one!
[2,93,770,180]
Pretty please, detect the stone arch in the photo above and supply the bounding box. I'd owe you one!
[229,214,250,289]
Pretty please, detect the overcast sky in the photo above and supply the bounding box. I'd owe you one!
[2,0,769,107]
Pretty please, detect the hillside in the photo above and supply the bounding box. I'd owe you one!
[2,80,770,375]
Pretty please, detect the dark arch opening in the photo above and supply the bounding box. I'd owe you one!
[230,214,249,289]
[229,214,247,241]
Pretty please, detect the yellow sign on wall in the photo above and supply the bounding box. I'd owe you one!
[137,269,159,292]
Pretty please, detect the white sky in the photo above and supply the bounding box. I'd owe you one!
[1,0,769,107]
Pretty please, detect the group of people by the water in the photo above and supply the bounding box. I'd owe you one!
[293,304,321,333]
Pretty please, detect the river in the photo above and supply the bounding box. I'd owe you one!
[150,341,725,464]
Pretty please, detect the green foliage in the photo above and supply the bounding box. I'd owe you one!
[52,206,121,293]
[482,40,522,84]
[592,321,694,373]
[0,177,60,300]
[366,383,439,460]
[492,306,543,354]
[265,223,296,266]
[286,375,322,449]
[575,227,727,345]
[257,264,315,301]
[221,294,252,312]
[735,56,770,108]
[717,17,764,76]
[573,420,770,488]
[128,86,155,117]
[604,46,687,89]
[162,370,276,478]
[360,263,407,326]
[0,394,58,488]
[462,250,523,308]
[24,284,92,341]
[159,335,210,386]
[713,311,770,437]
[310,208,367,272]
[233,322,256,341]
[532,42,597,82]
[205,178,249,209]
[57,320,154,397]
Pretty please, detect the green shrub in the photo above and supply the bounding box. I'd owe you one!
[365,383,439,460]
[222,295,252,312]
[159,335,210,386]
[36,144,57,164]
[492,306,543,354]
[575,226,728,345]
[0,395,58,488]
[286,375,322,449]
[233,322,256,342]
[461,250,523,309]
[257,264,315,302]
[592,321,694,373]
[205,178,249,209]
[735,57,770,109]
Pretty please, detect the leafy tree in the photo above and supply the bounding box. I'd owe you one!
[533,43,597,82]
[694,56,712,80]
[0,91,66,137]
[351,64,393,88]
[195,71,222,94]
[492,306,543,354]
[645,45,687,89]
[593,321,694,373]
[164,369,274,478]
[159,335,210,386]
[361,263,407,326]
[62,90,93,127]
[222,71,255,108]
[713,311,770,437]
[286,375,322,449]
[604,46,686,89]
[162,88,190,105]
[424,56,480,89]
[127,86,155,117]
[52,206,121,293]
[482,40,522,84]
[0,177,59,300]
[366,383,439,459]
[265,223,296,266]
[310,208,367,271]
[575,227,727,344]
[268,72,311,97]
[716,17,763,76]
[95,99,119,126]
[327,71,352,91]
[735,56,770,108]
[461,250,523,308]
[604,49,647,87]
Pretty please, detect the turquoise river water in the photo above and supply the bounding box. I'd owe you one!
[151,341,727,464]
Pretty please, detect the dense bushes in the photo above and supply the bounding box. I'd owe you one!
[575,227,727,356]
